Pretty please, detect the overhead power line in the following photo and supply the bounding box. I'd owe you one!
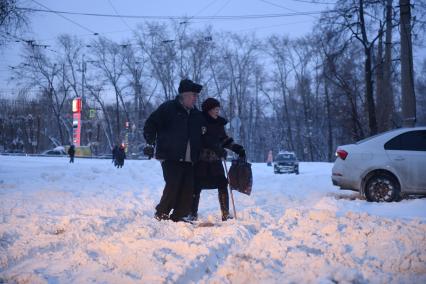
[289,0,337,4]
[192,0,221,17]
[106,0,134,33]
[18,7,325,20]
[30,0,97,34]
[258,0,318,19]
[188,0,233,25]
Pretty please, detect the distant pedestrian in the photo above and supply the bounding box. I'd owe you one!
[112,145,119,166]
[116,144,126,168]
[267,150,273,166]
[68,145,75,163]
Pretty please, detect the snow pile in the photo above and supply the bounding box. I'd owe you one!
[0,156,425,283]
[213,208,426,283]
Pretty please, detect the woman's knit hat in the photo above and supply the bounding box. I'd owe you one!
[201,98,220,112]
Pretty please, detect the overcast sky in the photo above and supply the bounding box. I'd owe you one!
[1,0,425,94]
[0,0,336,91]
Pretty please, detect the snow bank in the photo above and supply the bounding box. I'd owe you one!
[0,156,425,283]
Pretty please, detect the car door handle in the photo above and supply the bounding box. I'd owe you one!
[394,156,405,161]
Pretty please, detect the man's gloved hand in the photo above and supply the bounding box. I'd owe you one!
[213,147,227,160]
[221,148,227,160]
[143,145,155,159]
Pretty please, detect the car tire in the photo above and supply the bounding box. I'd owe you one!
[365,173,400,202]
[274,170,279,174]
[295,170,299,175]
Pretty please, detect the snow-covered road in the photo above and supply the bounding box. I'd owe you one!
[0,156,425,283]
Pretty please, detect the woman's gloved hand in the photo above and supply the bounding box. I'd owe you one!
[143,145,155,159]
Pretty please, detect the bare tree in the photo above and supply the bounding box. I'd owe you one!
[85,83,114,150]
[135,23,178,102]
[13,45,71,144]
[121,42,158,150]
[0,0,30,46]
[90,37,128,143]
[323,0,389,135]
[290,37,316,161]
[267,35,296,153]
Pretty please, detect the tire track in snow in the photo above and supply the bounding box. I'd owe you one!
[172,209,273,283]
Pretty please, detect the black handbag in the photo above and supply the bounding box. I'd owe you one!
[228,158,253,196]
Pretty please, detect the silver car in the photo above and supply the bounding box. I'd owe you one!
[332,127,426,202]
[274,151,299,174]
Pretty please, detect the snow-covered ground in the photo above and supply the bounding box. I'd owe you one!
[0,155,425,283]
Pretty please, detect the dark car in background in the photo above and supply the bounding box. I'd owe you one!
[97,154,113,159]
[41,148,66,156]
[274,151,299,174]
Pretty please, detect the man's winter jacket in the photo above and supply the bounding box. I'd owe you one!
[143,96,206,162]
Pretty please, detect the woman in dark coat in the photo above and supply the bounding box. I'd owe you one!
[191,98,245,221]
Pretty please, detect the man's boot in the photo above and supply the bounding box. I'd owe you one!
[218,188,232,221]
[154,211,169,221]
[189,193,200,221]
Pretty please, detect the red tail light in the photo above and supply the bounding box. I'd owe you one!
[336,149,348,160]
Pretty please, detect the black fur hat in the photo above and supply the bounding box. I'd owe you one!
[178,79,203,94]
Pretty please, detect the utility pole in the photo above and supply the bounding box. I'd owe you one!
[399,0,416,127]
[80,53,87,145]
[82,54,86,102]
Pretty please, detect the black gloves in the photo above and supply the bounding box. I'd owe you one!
[231,143,245,158]
[143,145,154,159]
[222,137,234,148]
[220,148,227,159]
[239,149,246,159]
[213,147,227,160]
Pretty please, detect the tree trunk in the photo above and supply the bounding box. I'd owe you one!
[376,26,385,132]
[115,93,120,144]
[324,78,333,162]
[279,78,295,151]
[382,0,395,130]
[55,114,64,145]
[359,0,378,135]
[399,0,416,127]
[36,115,41,153]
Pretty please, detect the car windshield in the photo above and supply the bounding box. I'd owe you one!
[275,154,295,161]
[355,129,401,145]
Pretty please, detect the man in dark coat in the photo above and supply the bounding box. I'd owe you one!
[191,98,245,221]
[116,144,126,168]
[143,79,205,222]
[68,145,75,163]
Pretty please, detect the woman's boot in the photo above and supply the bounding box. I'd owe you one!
[218,187,232,221]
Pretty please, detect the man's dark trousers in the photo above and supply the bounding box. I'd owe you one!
[156,160,194,221]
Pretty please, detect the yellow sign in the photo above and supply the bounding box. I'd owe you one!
[64,145,92,157]
[89,109,96,118]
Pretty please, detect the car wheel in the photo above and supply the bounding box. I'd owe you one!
[274,170,279,174]
[365,173,400,202]
[295,170,299,175]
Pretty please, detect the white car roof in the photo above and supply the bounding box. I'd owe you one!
[355,127,426,147]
